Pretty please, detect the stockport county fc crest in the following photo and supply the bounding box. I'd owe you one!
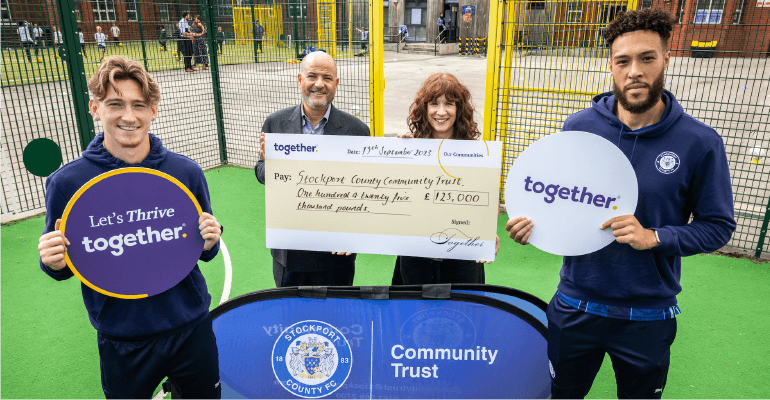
[655,151,680,174]
[272,320,352,398]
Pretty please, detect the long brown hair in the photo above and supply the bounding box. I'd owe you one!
[407,73,480,140]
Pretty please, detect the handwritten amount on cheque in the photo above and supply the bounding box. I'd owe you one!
[273,170,491,216]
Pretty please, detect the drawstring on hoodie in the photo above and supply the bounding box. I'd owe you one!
[616,125,639,163]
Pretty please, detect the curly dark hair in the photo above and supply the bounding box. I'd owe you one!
[408,73,480,140]
[602,8,675,51]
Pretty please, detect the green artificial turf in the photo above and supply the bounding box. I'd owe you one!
[2,165,768,398]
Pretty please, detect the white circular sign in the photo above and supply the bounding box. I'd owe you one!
[504,131,638,256]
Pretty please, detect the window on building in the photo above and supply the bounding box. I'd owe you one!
[527,1,546,10]
[126,0,138,21]
[567,2,582,22]
[677,0,686,23]
[694,0,724,23]
[0,0,11,22]
[158,3,170,21]
[93,0,116,22]
[641,0,652,9]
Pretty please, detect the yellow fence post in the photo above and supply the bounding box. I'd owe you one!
[483,0,505,142]
[317,0,337,58]
[369,0,384,136]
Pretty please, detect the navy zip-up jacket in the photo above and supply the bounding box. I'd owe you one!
[558,90,735,309]
[39,133,219,339]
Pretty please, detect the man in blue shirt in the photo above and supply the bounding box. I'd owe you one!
[178,12,194,72]
[254,52,369,287]
[505,9,735,399]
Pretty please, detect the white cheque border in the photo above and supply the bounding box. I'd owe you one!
[266,229,496,261]
[266,133,502,169]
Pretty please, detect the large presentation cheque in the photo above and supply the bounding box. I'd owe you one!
[265,134,502,261]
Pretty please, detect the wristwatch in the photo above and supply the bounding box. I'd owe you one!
[653,229,661,246]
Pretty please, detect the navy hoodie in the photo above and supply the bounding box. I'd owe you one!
[558,90,735,309]
[40,133,219,339]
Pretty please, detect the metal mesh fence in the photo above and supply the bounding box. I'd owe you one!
[1,0,82,215]
[1,0,371,218]
[491,0,770,257]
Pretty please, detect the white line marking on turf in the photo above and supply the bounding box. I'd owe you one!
[150,240,231,399]
[219,239,232,305]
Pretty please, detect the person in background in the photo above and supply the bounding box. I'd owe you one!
[399,25,408,42]
[390,72,499,285]
[17,21,33,63]
[216,26,226,54]
[95,26,107,62]
[437,13,446,42]
[355,26,368,55]
[253,21,265,54]
[191,15,209,71]
[32,22,44,60]
[78,27,87,58]
[110,23,120,46]
[158,26,168,51]
[178,12,194,72]
[52,26,63,48]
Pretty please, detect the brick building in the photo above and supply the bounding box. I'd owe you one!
[543,0,769,57]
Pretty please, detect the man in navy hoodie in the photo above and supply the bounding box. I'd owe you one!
[505,9,735,399]
[37,56,223,398]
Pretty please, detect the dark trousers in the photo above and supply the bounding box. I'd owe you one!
[272,258,355,287]
[159,40,167,50]
[256,40,263,53]
[397,256,485,285]
[21,42,33,62]
[180,40,193,69]
[34,38,42,56]
[98,315,221,399]
[547,295,677,399]
[217,40,224,53]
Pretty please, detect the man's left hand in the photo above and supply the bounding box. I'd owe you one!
[199,212,222,251]
[601,215,658,250]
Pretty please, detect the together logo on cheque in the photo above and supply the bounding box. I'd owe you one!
[272,320,352,398]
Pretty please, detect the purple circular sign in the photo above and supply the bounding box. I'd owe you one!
[61,168,204,298]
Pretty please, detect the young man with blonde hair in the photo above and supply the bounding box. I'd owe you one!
[37,56,223,398]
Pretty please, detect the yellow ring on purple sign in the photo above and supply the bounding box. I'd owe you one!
[60,167,203,299]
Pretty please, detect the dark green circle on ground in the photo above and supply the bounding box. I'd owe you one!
[23,138,63,177]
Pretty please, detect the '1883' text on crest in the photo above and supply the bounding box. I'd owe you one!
[272,320,352,398]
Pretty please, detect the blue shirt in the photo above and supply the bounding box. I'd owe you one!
[300,104,331,135]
